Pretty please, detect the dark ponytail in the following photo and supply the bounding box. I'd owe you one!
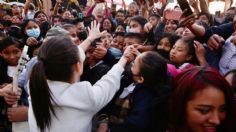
[29,60,56,132]
[29,36,80,131]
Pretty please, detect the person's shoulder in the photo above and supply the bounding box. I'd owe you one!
[73,81,91,88]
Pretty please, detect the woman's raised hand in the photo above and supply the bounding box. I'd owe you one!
[87,20,107,41]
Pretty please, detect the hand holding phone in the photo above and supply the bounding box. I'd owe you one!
[177,0,193,17]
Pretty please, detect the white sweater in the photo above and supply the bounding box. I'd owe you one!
[28,64,124,132]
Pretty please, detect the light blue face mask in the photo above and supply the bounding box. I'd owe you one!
[26,28,40,38]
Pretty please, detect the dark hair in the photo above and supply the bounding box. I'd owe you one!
[225,69,236,94]
[149,14,161,20]
[8,26,21,39]
[73,18,84,25]
[116,9,125,15]
[138,51,171,131]
[29,36,80,131]
[20,19,38,36]
[100,18,116,33]
[197,12,213,26]
[169,66,236,132]
[156,33,180,49]
[0,36,23,51]
[0,37,23,84]
[52,15,62,20]
[62,24,76,31]
[115,23,126,32]
[176,38,197,65]
[34,11,48,21]
[113,32,125,38]
[139,51,168,87]
[129,16,147,29]
[124,32,144,43]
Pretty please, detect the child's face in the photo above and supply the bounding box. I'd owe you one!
[157,37,171,52]
[110,36,124,51]
[0,45,22,66]
[100,32,113,48]
[115,25,125,32]
[25,21,40,34]
[165,20,178,33]
[149,16,159,27]
[123,37,140,50]
[182,28,195,40]
[129,20,143,33]
[115,12,125,23]
[175,27,185,36]
[11,16,21,24]
[169,40,192,66]
[86,46,97,66]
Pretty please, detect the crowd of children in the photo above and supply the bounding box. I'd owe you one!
[0,0,236,132]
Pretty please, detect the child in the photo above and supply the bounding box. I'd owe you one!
[156,33,180,60]
[169,38,197,70]
[97,51,171,132]
[0,37,26,132]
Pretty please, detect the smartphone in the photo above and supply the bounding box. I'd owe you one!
[165,9,182,21]
[176,0,193,16]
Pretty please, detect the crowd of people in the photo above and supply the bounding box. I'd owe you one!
[0,0,236,132]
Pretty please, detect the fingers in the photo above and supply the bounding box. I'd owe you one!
[17,88,22,95]
[4,91,20,105]
[214,35,225,45]
[93,46,107,59]
[101,30,107,36]
[180,13,195,27]
[207,34,224,50]
[0,83,8,89]
[2,84,13,91]
[194,40,201,47]
[7,108,13,122]
[26,37,38,46]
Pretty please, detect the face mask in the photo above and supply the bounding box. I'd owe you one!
[78,31,87,41]
[26,28,40,38]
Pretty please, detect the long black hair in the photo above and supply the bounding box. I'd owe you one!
[138,51,171,131]
[0,37,23,84]
[29,36,80,131]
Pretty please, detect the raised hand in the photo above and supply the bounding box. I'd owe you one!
[194,41,208,66]
[26,37,38,46]
[179,9,196,27]
[93,44,108,60]
[87,20,107,41]
[144,22,153,33]
[189,0,199,9]
[194,40,205,59]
